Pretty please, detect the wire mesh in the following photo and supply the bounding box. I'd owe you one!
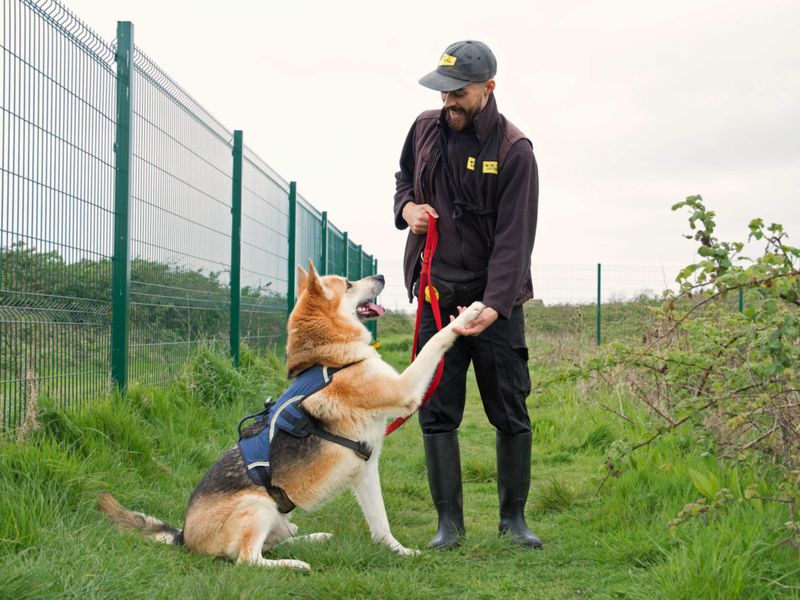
[126,47,233,385]
[347,239,361,280]
[326,223,346,276]
[295,194,323,273]
[240,147,289,352]
[0,0,394,429]
[1,0,116,428]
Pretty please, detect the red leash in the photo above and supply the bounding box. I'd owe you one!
[385,213,443,436]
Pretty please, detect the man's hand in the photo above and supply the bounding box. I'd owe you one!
[450,305,498,336]
[402,202,438,235]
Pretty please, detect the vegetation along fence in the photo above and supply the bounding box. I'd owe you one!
[377,260,747,355]
[0,0,378,430]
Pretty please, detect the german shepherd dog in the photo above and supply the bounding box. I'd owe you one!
[98,262,484,570]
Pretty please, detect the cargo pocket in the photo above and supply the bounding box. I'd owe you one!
[509,340,531,397]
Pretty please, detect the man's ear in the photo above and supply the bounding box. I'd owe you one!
[297,266,308,295]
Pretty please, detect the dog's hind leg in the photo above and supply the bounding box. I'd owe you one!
[231,502,311,570]
[238,525,311,571]
[352,459,419,556]
[262,519,332,549]
[280,532,334,545]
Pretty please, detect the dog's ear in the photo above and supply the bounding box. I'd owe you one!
[305,260,323,294]
[307,259,318,279]
[297,266,309,294]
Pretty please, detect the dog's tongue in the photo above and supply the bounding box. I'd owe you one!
[365,302,385,317]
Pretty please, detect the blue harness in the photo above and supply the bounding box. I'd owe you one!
[237,365,372,512]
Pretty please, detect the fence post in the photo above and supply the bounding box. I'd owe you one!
[343,232,349,278]
[320,211,328,275]
[111,21,134,392]
[738,287,744,313]
[596,263,602,345]
[229,130,243,367]
[372,257,379,340]
[357,244,363,279]
[287,181,297,313]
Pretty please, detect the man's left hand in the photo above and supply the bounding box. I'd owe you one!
[450,305,498,336]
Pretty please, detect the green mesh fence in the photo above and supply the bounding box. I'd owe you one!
[347,240,362,280]
[0,0,116,429]
[525,263,747,356]
[239,149,289,351]
[326,224,346,275]
[0,0,378,430]
[127,49,234,385]
[295,195,323,273]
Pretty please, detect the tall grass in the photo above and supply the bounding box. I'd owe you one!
[0,324,797,599]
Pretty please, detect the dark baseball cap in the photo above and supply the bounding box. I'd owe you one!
[418,40,497,92]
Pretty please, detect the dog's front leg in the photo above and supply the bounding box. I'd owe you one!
[396,301,485,407]
[352,459,419,556]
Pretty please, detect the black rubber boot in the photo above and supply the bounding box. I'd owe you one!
[423,430,465,550]
[496,430,543,549]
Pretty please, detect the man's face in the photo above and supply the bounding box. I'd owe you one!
[440,80,494,132]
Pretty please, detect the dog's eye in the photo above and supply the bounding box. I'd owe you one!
[346,281,353,290]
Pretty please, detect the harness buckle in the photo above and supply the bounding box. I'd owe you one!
[355,442,373,461]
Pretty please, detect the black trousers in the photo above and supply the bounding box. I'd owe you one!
[416,302,532,435]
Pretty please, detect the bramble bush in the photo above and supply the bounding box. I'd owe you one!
[574,196,799,544]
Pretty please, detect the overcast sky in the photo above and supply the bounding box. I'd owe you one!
[66,0,800,278]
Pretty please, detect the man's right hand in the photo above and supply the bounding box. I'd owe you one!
[402,202,439,235]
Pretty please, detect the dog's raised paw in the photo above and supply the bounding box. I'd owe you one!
[465,301,485,317]
[453,301,485,327]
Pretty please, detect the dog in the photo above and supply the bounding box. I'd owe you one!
[98,261,484,570]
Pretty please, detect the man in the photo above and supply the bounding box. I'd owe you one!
[394,40,541,549]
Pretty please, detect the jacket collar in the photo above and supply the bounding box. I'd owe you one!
[438,93,499,143]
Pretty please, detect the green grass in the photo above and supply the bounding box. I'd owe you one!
[1,316,798,599]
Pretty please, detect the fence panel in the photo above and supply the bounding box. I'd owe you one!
[240,148,290,351]
[327,224,346,276]
[347,240,361,281]
[0,0,116,428]
[126,50,234,385]
[295,194,323,273]
[0,0,385,430]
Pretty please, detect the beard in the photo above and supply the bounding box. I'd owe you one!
[445,107,472,132]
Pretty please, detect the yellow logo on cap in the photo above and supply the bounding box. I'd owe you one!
[466,156,476,171]
[482,161,498,174]
[439,53,457,67]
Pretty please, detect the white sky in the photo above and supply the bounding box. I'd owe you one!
[66,0,800,279]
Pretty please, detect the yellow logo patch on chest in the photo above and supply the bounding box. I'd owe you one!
[482,161,498,174]
[466,156,476,171]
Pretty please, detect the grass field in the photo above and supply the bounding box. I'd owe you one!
[1,310,798,599]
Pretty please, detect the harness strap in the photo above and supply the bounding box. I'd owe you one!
[385,213,444,435]
[268,486,296,514]
[306,423,372,460]
[276,407,373,460]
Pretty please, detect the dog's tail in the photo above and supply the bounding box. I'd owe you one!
[97,492,184,546]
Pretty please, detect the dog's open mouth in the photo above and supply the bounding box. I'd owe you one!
[357,301,385,320]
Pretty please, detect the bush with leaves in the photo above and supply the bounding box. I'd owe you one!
[578,195,799,544]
